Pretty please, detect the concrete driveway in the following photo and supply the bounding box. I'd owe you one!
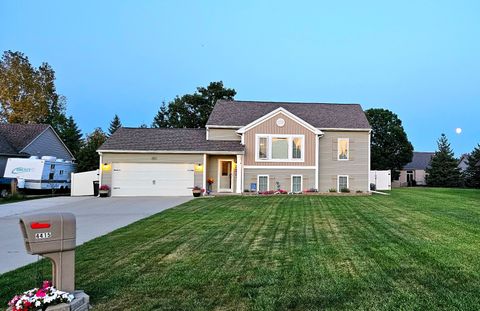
[0,196,192,274]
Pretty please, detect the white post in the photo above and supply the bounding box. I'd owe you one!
[315,135,319,190]
[236,154,242,193]
[203,154,207,191]
[368,130,372,192]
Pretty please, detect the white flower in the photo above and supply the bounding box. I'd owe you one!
[35,300,42,307]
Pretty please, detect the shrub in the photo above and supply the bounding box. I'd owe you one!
[99,185,110,191]
[328,188,337,193]
[340,188,350,193]
[356,190,363,194]
[305,188,318,193]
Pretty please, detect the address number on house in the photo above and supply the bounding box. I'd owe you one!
[34,232,52,240]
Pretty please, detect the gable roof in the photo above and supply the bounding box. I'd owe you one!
[403,152,435,170]
[0,124,50,155]
[98,128,244,153]
[206,100,371,129]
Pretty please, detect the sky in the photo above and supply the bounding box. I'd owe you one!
[1,0,479,155]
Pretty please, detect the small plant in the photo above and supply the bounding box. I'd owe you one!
[276,189,288,194]
[258,190,275,195]
[99,185,110,191]
[356,190,363,194]
[340,188,350,193]
[8,280,74,311]
[243,189,250,193]
[329,188,337,193]
[305,188,318,193]
[192,186,204,197]
[370,183,376,191]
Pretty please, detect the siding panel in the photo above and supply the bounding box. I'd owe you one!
[244,112,316,166]
[208,129,241,141]
[22,128,73,161]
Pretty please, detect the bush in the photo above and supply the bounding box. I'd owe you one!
[340,188,350,193]
[328,188,337,193]
[356,190,363,194]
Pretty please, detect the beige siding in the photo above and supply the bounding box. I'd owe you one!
[243,112,316,166]
[318,131,370,192]
[208,128,241,141]
[100,153,203,187]
[244,169,315,192]
[206,155,237,192]
[396,169,427,187]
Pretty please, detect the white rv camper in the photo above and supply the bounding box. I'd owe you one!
[3,156,76,190]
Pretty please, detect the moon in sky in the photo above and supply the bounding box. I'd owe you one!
[455,128,462,134]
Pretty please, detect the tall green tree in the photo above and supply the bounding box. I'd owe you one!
[108,114,122,135]
[76,128,107,172]
[464,144,480,188]
[365,108,413,179]
[152,81,236,128]
[58,116,82,158]
[0,50,66,129]
[426,134,461,187]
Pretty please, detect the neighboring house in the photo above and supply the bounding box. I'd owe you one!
[98,100,371,196]
[394,151,434,187]
[0,124,74,177]
[458,153,469,172]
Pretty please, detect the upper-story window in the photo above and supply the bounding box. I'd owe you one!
[256,134,304,162]
[338,138,349,160]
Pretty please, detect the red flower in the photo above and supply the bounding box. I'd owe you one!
[42,280,52,289]
[36,289,46,297]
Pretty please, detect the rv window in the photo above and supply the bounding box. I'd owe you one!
[49,173,54,180]
[59,170,64,175]
[50,164,55,170]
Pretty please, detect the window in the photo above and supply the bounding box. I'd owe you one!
[59,170,64,175]
[258,137,268,159]
[272,137,288,159]
[338,175,349,191]
[338,138,349,160]
[49,172,54,180]
[50,164,56,170]
[258,175,269,192]
[221,161,231,176]
[256,135,304,162]
[292,137,302,159]
[291,175,302,193]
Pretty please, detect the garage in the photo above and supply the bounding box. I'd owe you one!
[111,163,194,196]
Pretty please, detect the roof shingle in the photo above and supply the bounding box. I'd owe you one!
[0,124,49,155]
[403,152,435,170]
[99,128,244,153]
[206,100,371,129]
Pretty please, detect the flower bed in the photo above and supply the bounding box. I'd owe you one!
[8,281,74,311]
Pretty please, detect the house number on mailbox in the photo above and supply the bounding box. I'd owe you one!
[35,232,52,239]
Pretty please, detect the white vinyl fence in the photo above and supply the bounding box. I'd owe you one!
[370,170,391,190]
[71,170,99,196]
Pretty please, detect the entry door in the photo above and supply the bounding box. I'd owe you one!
[218,160,233,192]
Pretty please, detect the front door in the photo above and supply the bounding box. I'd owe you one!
[218,160,233,192]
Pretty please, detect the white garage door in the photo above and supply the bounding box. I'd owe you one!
[111,163,194,196]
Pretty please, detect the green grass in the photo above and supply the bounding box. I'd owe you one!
[1,188,480,310]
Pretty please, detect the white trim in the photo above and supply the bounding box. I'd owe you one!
[244,165,316,169]
[99,153,103,188]
[315,134,319,190]
[337,138,350,161]
[236,154,242,194]
[236,108,323,135]
[206,129,209,140]
[21,126,76,160]
[337,175,349,192]
[217,159,234,192]
[206,125,242,129]
[320,128,371,132]
[257,174,269,192]
[97,150,244,155]
[255,134,305,162]
[203,154,207,191]
[291,174,303,193]
[368,130,371,192]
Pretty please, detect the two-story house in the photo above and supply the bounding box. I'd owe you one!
[98,100,371,196]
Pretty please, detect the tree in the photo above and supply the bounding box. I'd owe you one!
[58,116,82,158]
[464,144,480,188]
[76,128,107,172]
[108,114,122,135]
[0,50,66,129]
[365,108,413,179]
[426,134,461,187]
[152,81,236,128]
[139,123,148,128]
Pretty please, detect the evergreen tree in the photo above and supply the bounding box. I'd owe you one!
[151,81,236,128]
[426,134,461,187]
[464,144,480,188]
[108,114,122,135]
[58,115,82,158]
[76,128,107,172]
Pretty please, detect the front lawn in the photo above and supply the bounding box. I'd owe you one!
[1,188,480,310]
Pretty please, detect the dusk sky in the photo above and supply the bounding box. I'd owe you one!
[1,1,479,155]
